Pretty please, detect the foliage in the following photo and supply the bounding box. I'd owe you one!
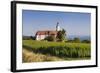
[30,36,36,40]
[44,36,56,41]
[57,29,66,41]
[23,36,31,40]
[66,40,74,43]
[23,40,91,58]
[82,40,91,43]
[67,37,81,43]
[23,36,36,40]
[67,38,90,43]
[73,37,81,43]
[23,49,63,62]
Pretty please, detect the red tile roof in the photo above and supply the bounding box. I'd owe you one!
[36,31,58,35]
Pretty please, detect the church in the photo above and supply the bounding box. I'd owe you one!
[35,22,61,40]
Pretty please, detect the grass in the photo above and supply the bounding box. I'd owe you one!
[23,40,90,49]
[22,40,91,62]
[23,48,63,63]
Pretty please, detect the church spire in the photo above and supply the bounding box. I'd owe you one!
[56,22,60,31]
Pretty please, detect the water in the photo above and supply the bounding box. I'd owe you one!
[67,35,90,41]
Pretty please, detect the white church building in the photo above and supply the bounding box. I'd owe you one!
[35,22,61,40]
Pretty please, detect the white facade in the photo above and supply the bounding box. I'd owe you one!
[57,25,60,31]
[36,35,47,40]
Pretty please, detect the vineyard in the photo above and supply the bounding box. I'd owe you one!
[22,40,91,62]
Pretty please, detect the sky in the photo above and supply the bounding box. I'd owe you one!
[22,10,91,36]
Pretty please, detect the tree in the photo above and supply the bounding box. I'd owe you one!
[73,37,81,43]
[30,36,36,40]
[45,36,55,41]
[82,40,90,43]
[57,29,66,41]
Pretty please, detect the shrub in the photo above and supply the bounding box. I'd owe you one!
[66,37,81,43]
[73,37,81,43]
[30,36,36,40]
[44,36,56,41]
[82,40,91,43]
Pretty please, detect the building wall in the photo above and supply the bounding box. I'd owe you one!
[36,34,57,40]
[36,35,46,40]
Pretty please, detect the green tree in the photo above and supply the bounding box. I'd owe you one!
[82,40,90,43]
[73,37,81,43]
[45,36,55,41]
[57,29,66,41]
[30,36,36,40]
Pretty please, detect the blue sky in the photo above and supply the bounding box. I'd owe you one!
[22,10,91,36]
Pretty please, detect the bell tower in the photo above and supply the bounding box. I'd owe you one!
[56,22,60,31]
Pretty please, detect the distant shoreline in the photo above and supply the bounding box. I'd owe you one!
[23,35,90,41]
[67,35,90,41]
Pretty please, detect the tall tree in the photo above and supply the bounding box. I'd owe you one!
[73,37,81,43]
[57,29,66,41]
